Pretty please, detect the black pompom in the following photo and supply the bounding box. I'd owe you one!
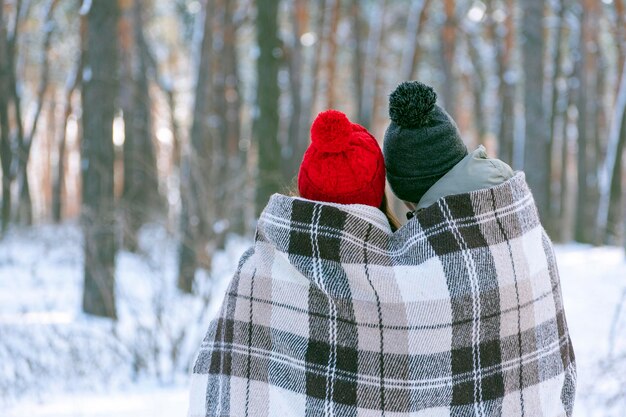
[388,81,437,128]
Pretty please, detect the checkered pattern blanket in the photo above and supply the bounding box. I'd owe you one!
[188,172,576,417]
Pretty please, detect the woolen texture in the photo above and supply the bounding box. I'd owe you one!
[189,172,576,417]
[298,110,386,208]
[384,81,468,203]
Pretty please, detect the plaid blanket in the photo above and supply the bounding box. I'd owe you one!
[188,172,576,417]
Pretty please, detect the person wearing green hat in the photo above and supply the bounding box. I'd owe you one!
[384,81,514,218]
[381,81,576,416]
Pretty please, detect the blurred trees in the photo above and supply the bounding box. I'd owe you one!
[0,0,11,233]
[0,0,625,305]
[119,0,161,252]
[81,0,119,318]
[521,0,550,225]
[178,0,216,293]
[254,0,281,217]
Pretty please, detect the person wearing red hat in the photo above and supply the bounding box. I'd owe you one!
[188,109,405,417]
[297,109,400,230]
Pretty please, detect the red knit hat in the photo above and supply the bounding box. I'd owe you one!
[297,110,386,207]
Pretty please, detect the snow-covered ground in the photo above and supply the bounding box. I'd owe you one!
[1,224,625,416]
[0,223,249,417]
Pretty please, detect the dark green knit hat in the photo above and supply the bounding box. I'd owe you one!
[383,81,468,203]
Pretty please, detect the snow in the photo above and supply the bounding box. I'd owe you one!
[1,224,625,416]
[555,244,626,417]
[0,223,248,416]
[5,385,188,417]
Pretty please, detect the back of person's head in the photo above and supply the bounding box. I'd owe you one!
[298,110,401,230]
[298,110,386,207]
[383,81,468,204]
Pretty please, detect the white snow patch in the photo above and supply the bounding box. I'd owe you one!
[0,223,250,414]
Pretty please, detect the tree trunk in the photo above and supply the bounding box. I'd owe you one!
[559,80,574,242]
[607,105,626,244]
[369,4,390,131]
[43,94,56,219]
[521,0,550,226]
[574,6,588,243]
[53,61,82,222]
[54,11,85,223]
[309,0,326,118]
[400,0,431,82]
[465,32,487,145]
[81,0,120,319]
[254,0,281,216]
[608,0,626,246]
[222,0,244,236]
[53,111,67,223]
[324,0,340,109]
[178,0,217,293]
[546,0,566,238]
[351,0,364,122]
[597,60,626,244]
[8,0,27,225]
[0,0,28,232]
[486,0,515,165]
[0,0,12,234]
[119,0,161,252]
[6,0,57,226]
[558,22,579,242]
[440,0,457,119]
[15,163,32,225]
[210,0,243,248]
[574,0,600,243]
[212,0,229,250]
[615,1,625,83]
[360,0,386,130]
[284,0,306,181]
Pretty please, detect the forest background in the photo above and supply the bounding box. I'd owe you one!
[1,0,626,415]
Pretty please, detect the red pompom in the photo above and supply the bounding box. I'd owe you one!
[310,109,353,153]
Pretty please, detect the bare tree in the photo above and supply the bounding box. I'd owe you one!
[224,0,245,235]
[0,0,27,231]
[463,26,488,145]
[350,0,364,121]
[4,0,28,228]
[178,0,217,293]
[574,0,601,244]
[310,0,327,118]
[359,0,387,130]
[557,8,580,242]
[597,57,626,244]
[440,0,458,120]
[0,0,12,234]
[254,0,282,215]
[81,0,120,318]
[485,0,516,165]
[547,0,568,239]
[52,15,84,223]
[213,0,244,243]
[400,0,432,82]
[0,0,58,229]
[14,0,59,225]
[119,0,161,252]
[283,0,308,181]
[597,0,626,245]
[323,0,340,109]
[522,0,551,225]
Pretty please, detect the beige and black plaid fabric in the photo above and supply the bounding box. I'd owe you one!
[188,172,576,417]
